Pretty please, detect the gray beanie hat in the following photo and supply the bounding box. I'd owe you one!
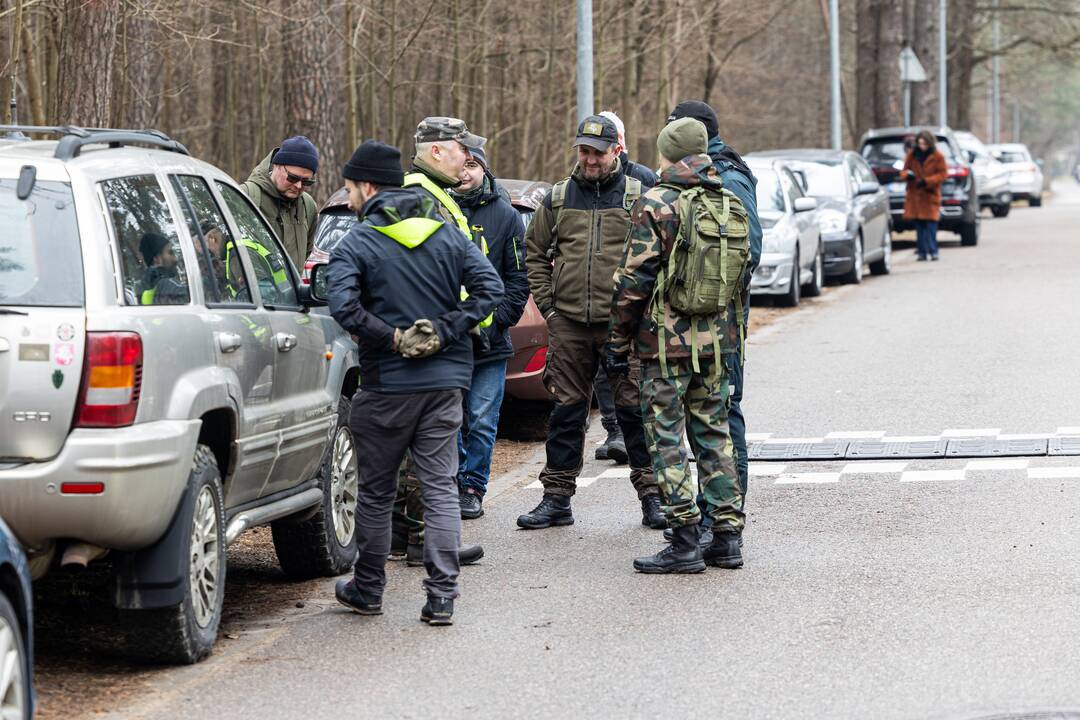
[657,117,708,163]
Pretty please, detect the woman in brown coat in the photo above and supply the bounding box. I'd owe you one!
[902,130,948,261]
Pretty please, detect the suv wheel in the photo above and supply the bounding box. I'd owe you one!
[122,444,226,664]
[1029,195,1042,207]
[869,228,892,275]
[272,395,358,579]
[779,255,801,307]
[803,246,823,297]
[991,203,1010,218]
[840,236,864,284]
[0,592,29,720]
[960,220,979,246]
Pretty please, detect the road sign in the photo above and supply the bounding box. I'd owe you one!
[899,46,927,82]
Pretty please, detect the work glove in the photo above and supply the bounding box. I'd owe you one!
[603,346,630,377]
[916,178,927,189]
[398,319,441,358]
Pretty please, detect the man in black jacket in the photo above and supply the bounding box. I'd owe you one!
[327,140,503,626]
[451,146,530,520]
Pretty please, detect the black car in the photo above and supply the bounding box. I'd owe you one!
[859,126,980,247]
[750,149,892,284]
[0,517,34,719]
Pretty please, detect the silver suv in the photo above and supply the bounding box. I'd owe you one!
[0,126,360,663]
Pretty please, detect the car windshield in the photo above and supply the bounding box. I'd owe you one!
[862,137,955,166]
[0,179,84,307]
[995,150,1029,163]
[790,161,847,197]
[753,168,785,214]
[313,211,357,253]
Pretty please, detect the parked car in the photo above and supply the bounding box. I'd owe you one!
[860,126,980,246]
[955,130,1013,217]
[989,142,1044,206]
[745,157,822,307]
[750,149,891,284]
[307,178,553,401]
[0,517,34,720]
[0,125,361,664]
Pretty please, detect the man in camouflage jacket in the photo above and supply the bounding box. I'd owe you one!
[607,118,744,574]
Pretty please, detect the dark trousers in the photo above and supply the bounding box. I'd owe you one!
[593,369,620,433]
[916,220,939,258]
[351,389,463,599]
[539,314,657,498]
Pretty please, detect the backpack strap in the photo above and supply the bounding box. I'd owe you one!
[547,178,571,260]
[623,177,642,212]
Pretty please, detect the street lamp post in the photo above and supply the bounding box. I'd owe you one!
[829,0,841,149]
[576,0,594,123]
[939,0,948,126]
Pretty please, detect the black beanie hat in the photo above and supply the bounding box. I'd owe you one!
[272,136,320,174]
[139,232,169,265]
[343,140,405,186]
[667,100,720,140]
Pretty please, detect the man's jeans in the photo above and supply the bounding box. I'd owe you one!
[458,359,508,496]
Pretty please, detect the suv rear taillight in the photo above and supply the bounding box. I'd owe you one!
[948,166,970,178]
[75,332,143,428]
[302,260,314,284]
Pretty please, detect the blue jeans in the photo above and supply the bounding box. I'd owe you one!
[457,358,508,496]
[916,220,939,258]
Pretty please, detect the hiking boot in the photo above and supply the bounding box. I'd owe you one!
[406,543,485,567]
[516,494,574,529]
[640,494,667,529]
[334,578,382,615]
[596,429,628,464]
[420,595,454,626]
[662,525,714,548]
[633,525,705,574]
[460,488,484,519]
[703,529,744,569]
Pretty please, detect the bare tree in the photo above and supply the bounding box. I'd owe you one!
[56,0,119,126]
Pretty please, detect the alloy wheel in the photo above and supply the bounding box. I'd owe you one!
[189,486,221,629]
[330,427,358,547]
[0,620,25,720]
[882,231,892,271]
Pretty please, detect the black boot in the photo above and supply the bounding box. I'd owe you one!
[335,578,382,615]
[596,429,627,464]
[420,595,454,626]
[406,543,485,567]
[389,524,408,560]
[633,525,705,574]
[663,525,714,548]
[517,494,574,529]
[640,494,667,529]
[703,529,744,569]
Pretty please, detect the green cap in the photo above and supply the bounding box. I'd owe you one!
[657,117,708,163]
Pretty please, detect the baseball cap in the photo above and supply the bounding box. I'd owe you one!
[574,115,619,152]
[415,117,486,150]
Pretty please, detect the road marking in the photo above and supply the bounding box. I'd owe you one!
[965,458,1030,471]
[577,476,599,488]
[881,435,944,443]
[774,472,840,484]
[1028,467,1080,479]
[748,463,786,476]
[997,433,1052,440]
[900,469,966,482]
[598,467,632,479]
[841,461,908,474]
[826,430,887,439]
[1057,427,1080,436]
[526,480,542,489]
[941,428,1001,438]
[745,433,773,442]
[760,437,824,444]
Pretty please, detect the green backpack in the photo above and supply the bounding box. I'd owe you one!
[652,182,751,373]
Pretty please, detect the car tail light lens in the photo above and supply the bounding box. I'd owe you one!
[948,166,970,178]
[75,332,143,428]
[302,261,315,284]
[61,482,105,495]
[524,346,548,373]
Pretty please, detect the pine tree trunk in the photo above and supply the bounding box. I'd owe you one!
[57,0,120,126]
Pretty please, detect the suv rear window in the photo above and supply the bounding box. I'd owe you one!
[0,179,84,307]
[313,211,356,254]
[861,137,955,166]
[995,150,1029,163]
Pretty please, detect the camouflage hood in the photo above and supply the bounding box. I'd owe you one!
[657,153,720,189]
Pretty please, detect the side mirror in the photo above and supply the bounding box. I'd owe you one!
[965,150,977,163]
[793,197,817,213]
[308,263,330,304]
[856,180,880,195]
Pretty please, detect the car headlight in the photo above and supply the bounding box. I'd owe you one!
[762,233,783,253]
[818,211,848,235]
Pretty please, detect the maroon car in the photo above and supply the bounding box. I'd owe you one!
[306,179,552,401]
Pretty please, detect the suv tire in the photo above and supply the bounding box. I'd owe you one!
[272,395,358,579]
[802,246,823,297]
[1029,195,1042,207]
[991,203,1010,218]
[0,592,30,719]
[779,256,801,307]
[121,444,226,664]
[960,221,979,246]
[840,236,864,284]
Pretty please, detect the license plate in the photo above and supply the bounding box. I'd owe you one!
[889,182,906,193]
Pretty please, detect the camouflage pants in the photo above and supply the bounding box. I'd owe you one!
[640,356,744,532]
[394,453,425,543]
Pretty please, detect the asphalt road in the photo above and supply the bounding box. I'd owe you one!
[82,184,1080,719]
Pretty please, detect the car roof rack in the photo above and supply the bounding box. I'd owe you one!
[0,124,190,160]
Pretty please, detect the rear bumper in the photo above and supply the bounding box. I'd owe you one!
[823,237,855,275]
[0,419,200,550]
[979,190,1012,207]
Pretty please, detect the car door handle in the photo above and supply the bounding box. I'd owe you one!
[216,332,242,354]
[276,333,298,352]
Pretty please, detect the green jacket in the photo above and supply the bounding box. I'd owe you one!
[609,154,738,361]
[241,150,317,271]
[525,160,637,325]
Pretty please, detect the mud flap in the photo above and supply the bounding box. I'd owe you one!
[112,483,193,610]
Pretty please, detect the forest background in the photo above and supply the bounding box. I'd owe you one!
[3,0,1080,203]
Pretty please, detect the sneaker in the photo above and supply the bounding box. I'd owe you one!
[702,529,744,569]
[459,488,484,519]
[406,543,485,567]
[633,525,705,573]
[640,494,667,529]
[917,255,928,262]
[516,493,574,529]
[420,595,454,626]
[334,578,382,615]
[931,254,940,261]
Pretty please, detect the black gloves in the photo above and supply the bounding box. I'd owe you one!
[603,347,630,376]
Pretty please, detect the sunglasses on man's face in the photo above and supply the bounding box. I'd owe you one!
[285,170,317,187]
